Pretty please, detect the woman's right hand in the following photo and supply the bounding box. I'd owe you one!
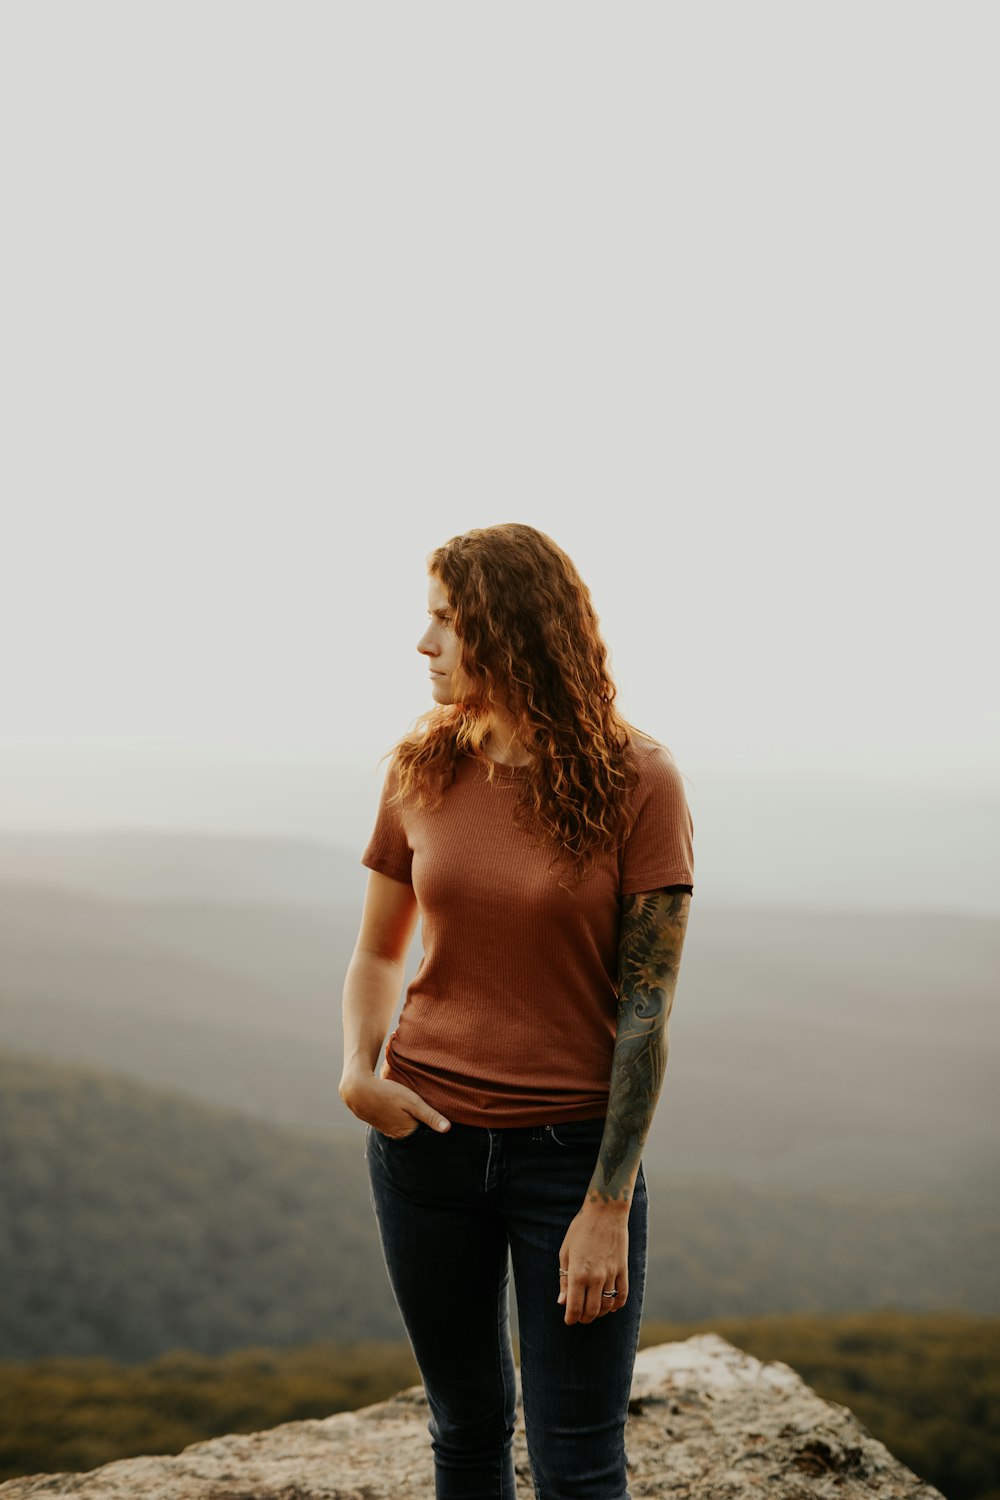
[339,1069,451,1139]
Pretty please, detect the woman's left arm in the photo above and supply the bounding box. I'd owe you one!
[558,885,692,1326]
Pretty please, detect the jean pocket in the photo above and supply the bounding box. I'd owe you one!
[545,1117,608,1148]
[372,1120,430,1146]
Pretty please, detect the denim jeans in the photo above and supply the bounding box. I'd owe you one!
[365,1116,648,1500]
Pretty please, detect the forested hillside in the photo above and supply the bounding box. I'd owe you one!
[2,1050,996,1366]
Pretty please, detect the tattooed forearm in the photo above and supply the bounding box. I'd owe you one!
[588,887,691,1206]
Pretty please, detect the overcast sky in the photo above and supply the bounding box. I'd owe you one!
[1,4,996,911]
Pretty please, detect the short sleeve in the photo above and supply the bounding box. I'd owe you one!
[361,760,413,885]
[619,745,695,897]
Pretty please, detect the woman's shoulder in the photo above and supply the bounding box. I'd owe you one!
[624,729,685,789]
[618,731,694,886]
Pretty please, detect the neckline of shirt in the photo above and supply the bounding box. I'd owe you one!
[469,754,530,780]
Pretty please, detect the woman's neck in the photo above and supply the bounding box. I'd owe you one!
[483,715,533,767]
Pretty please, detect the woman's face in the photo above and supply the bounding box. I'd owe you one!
[418,574,472,705]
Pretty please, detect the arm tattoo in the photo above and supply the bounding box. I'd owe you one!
[588,887,691,1206]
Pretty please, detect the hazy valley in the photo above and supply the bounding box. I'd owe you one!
[1,828,997,1367]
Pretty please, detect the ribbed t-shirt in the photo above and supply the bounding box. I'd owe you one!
[361,733,695,1128]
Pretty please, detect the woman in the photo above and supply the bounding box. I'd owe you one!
[340,523,693,1500]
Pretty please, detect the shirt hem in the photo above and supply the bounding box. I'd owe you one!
[383,1055,611,1130]
[361,853,413,884]
[620,870,695,896]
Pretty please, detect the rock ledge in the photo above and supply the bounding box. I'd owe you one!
[0,1334,944,1499]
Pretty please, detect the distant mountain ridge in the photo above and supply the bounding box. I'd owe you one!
[0,828,365,904]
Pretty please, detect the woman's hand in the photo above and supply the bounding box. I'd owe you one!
[557,1200,629,1325]
[339,1069,451,1139]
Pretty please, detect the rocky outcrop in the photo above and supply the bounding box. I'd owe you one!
[0,1333,944,1499]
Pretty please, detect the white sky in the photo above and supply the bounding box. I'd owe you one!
[1,4,997,910]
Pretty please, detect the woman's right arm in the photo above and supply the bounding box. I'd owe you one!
[339,869,451,1137]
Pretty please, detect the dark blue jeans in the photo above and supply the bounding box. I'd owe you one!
[365,1116,648,1500]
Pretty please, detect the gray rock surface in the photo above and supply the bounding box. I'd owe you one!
[0,1334,944,1499]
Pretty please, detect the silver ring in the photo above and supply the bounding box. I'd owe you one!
[558,1269,568,1277]
[602,1289,619,1299]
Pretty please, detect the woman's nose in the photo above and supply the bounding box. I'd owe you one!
[417,630,437,657]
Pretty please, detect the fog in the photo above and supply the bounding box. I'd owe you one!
[1,3,996,915]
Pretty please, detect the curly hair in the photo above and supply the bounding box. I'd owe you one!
[389,523,659,878]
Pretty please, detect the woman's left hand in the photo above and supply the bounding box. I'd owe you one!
[557,1200,629,1325]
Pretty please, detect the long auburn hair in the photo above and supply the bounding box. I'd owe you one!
[389,523,651,878]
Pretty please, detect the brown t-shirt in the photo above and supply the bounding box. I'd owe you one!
[361,734,695,1128]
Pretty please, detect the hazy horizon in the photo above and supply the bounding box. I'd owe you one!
[0,752,996,918]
